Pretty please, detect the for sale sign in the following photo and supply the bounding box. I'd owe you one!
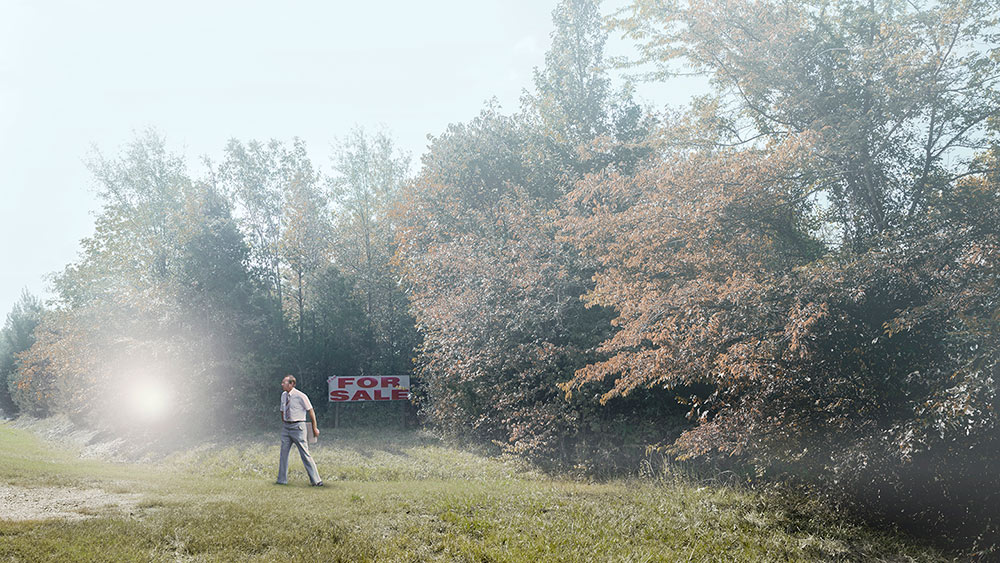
[328,375,410,402]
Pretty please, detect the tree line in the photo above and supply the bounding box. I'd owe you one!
[2,0,998,551]
[1,129,416,431]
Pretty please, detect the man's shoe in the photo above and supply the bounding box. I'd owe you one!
[275,481,287,485]
[312,481,324,487]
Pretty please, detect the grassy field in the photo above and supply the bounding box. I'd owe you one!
[0,422,950,562]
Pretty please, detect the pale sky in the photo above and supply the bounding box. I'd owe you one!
[0,0,701,318]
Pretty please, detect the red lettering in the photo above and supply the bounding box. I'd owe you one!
[330,390,348,401]
[351,390,372,401]
[358,377,377,388]
[338,377,355,389]
[374,390,390,400]
[381,376,400,388]
[392,389,409,401]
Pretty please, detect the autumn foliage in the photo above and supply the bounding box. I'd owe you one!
[394,0,1000,547]
[561,136,999,538]
[2,0,998,552]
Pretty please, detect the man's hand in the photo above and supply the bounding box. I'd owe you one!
[312,425,320,438]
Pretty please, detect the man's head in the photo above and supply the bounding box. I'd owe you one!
[281,375,296,392]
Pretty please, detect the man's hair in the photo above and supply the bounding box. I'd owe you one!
[283,375,296,386]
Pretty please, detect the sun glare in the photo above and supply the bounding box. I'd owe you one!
[127,378,173,422]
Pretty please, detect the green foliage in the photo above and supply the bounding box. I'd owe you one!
[12,129,418,438]
[6,0,997,551]
[1,290,45,416]
[280,159,332,348]
[329,127,417,376]
[396,0,666,470]
[14,134,267,432]
[615,0,1000,250]
[218,138,290,323]
[298,265,368,377]
[524,0,656,194]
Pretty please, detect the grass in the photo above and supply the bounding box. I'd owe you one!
[0,422,952,562]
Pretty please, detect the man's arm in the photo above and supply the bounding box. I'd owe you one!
[308,408,319,437]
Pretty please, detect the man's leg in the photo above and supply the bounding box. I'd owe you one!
[277,425,292,484]
[290,423,322,485]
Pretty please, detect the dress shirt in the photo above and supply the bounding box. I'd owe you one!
[280,388,313,422]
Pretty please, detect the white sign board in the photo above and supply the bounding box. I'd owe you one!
[328,375,410,403]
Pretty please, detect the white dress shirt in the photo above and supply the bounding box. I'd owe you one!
[280,388,313,422]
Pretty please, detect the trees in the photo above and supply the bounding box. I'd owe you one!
[397,171,604,462]
[613,0,1000,250]
[16,132,271,432]
[1,290,45,416]
[559,119,1000,546]
[329,128,415,375]
[17,131,188,424]
[555,0,1000,544]
[6,126,421,435]
[527,0,613,188]
[175,180,272,428]
[525,0,655,195]
[563,138,839,455]
[278,141,331,350]
[220,139,290,334]
[395,0,669,468]
[6,4,991,541]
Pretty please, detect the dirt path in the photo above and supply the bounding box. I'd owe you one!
[0,484,140,521]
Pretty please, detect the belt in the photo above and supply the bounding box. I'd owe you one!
[284,420,306,423]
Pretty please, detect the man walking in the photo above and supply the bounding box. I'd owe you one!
[277,375,323,486]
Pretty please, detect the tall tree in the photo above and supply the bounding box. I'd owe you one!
[281,161,332,352]
[278,139,331,351]
[23,131,192,423]
[58,129,189,309]
[533,0,611,149]
[329,128,415,374]
[219,139,289,332]
[524,0,655,195]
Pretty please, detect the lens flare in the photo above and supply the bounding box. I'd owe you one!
[127,378,173,422]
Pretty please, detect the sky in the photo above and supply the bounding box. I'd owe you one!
[0,0,701,318]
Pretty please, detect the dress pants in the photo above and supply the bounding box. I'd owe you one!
[277,421,321,485]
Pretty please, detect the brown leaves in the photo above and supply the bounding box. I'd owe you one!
[562,137,816,406]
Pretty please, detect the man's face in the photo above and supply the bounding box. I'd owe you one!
[281,378,294,392]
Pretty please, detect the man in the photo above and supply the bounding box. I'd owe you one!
[277,375,323,486]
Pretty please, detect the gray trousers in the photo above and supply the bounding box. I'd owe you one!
[277,422,321,485]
